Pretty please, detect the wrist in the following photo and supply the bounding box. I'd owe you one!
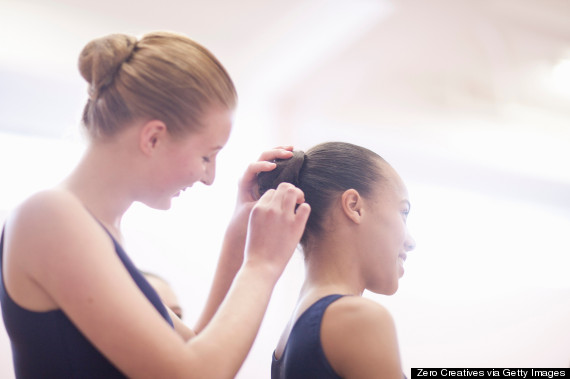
[226,203,253,237]
[241,256,283,285]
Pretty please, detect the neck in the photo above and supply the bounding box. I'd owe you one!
[274,228,366,357]
[299,232,365,300]
[60,138,139,233]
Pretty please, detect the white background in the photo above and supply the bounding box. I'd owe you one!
[1,0,569,377]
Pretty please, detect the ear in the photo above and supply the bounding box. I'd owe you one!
[341,189,363,224]
[139,120,168,156]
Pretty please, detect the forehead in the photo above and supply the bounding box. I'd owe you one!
[197,106,233,140]
[176,106,233,146]
[146,276,179,303]
[202,105,233,128]
[376,161,409,201]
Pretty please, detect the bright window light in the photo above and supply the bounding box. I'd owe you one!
[545,57,570,98]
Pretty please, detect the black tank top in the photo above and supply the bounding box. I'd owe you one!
[0,226,173,378]
[272,294,344,379]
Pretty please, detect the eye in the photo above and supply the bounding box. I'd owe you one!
[202,156,211,163]
[401,209,410,222]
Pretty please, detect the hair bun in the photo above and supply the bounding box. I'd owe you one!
[257,150,306,196]
[78,33,137,100]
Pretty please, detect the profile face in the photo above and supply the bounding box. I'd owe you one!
[359,163,415,295]
[145,106,233,210]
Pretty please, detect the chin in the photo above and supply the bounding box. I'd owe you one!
[156,201,173,210]
[380,286,398,296]
[385,286,398,296]
[368,281,399,296]
[141,198,172,211]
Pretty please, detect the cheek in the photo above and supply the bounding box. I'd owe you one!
[172,154,203,180]
[376,217,404,251]
[389,216,407,245]
[183,161,202,180]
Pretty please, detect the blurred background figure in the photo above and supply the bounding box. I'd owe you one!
[142,271,183,319]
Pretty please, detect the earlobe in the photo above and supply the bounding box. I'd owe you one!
[140,120,167,155]
[341,189,363,224]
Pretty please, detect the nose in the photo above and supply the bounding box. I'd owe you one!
[200,160,216,186]
[404,229,416,252]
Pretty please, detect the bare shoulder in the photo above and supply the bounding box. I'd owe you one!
[326,296,394,325]
[322,296,396,350]
[3,189,111,309]
[7,189,90,233]
[5,188,104,262]
[321,296,403,379]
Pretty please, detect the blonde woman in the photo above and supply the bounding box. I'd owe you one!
[0,32,309,378]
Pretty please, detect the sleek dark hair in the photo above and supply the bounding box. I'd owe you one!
[257,142,386,250]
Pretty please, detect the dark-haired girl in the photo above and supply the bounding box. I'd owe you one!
[259,142,416,379]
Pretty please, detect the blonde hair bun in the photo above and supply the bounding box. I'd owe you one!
[78,31,236,139]
[78,34,137,101]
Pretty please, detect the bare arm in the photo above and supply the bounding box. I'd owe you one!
[194,146,294,333]
[4,183,309,378]
[322,296,404,379]
[167,307,195,341]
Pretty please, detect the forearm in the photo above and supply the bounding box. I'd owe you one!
[168,307,196,342]
[193,147,294,333]
[185,262,278,378]
[193,213,248,333]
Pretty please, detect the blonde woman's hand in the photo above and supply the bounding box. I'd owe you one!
[236,146,294,206]
[194,147,298,333]
[226,146,295,243]
[244,182,310,278]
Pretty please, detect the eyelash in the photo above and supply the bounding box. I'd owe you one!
[202,156,211,163]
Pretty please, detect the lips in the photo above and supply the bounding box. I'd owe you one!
[177,186,191,195]
[398,253,407,277]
